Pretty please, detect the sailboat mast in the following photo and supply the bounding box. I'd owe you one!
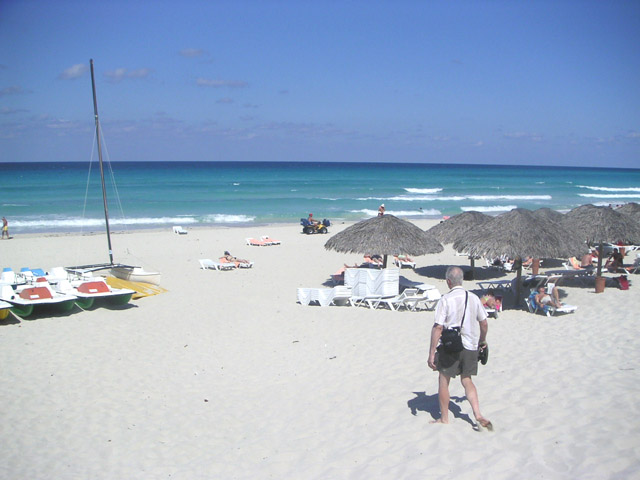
[89,59,114,265]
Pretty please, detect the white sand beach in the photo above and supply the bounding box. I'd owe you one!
[1,220,639,479]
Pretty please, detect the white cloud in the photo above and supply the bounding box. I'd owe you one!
[104,68,152,82]
[59,64,88,79]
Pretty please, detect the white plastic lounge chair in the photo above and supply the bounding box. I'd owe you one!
[400,289,432,311]
[173,226,188,234]
[219,257,253,269]
[476,280,512,292]
[297,286,353,307]
[246,237,269,246]
[626,255,640,274]
[399,276,436,292]
[525,287,577,317]
[394,255,416,269]
[199,259,234,271]
[328,286,353,306]
[412,288,442,311]
[379,288,418,311]
[351,294,383,309]
[260,235,281,245]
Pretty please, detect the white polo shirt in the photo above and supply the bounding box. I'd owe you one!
[434,286,487,350]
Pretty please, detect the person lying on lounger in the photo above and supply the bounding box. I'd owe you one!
[223,251,250,264]
[581,251,596,268]
[481,289,501,310]
[535,286,562,309]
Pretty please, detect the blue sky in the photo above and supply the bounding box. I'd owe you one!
[1,0,638,167]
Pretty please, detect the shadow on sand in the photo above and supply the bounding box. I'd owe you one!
[408,391,476,429]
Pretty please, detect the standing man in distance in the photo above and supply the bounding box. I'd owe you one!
[428,266,492,429]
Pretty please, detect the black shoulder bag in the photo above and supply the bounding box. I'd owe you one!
[440,291,468,354]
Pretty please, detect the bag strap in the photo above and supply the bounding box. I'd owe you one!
[458,291,469,333]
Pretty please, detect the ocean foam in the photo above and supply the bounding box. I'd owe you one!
[349,209,440,217]
[578,193,640,198]
[404,188,443,194]
[204,214,256,223]
[461,205,517,212]
[10,216,201,228]
[465,195,552,201]
[577,185,640,192]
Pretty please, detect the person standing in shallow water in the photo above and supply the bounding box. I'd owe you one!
[378,204,385,216]
[2,217,8,239]
[428,266,492,430]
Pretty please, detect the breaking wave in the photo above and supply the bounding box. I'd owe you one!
[577,185,640,192]
[460,205,517,213]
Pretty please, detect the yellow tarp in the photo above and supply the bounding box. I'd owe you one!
[105,276,168,299]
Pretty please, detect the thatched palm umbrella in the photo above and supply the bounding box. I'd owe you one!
[427,211,491,244]
[531,207,564,223]
[453,208,588,305]
[426,211,491,278]
[324,214,443,268]
[616,202,640,223]
[527,208,565,273]
[562,204,640,284]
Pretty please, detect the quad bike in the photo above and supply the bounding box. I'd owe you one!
[300,218,330,234]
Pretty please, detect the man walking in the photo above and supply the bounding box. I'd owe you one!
[428,266,492,429]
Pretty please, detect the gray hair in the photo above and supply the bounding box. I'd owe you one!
[445,266,464,287]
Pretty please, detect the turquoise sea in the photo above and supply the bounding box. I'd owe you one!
[1,161,640,234]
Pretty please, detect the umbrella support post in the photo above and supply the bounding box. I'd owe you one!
[594,242,605,293]
[468,257,475,280]
[514,265,522,309]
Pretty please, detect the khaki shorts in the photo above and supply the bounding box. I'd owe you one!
[436,347,478,377]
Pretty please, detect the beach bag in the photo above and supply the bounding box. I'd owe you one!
[618,276,629,290]
[441,327,463,353]
[440,292,468,354]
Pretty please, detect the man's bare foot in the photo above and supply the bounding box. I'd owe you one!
[476,416,493,431]
[429,418,449,424]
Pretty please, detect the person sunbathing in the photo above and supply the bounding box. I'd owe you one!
[223,251,250,264]
[481,289,501,310]
[364,254,383,266]
[580,252,595,268]
[535,286,562,309]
